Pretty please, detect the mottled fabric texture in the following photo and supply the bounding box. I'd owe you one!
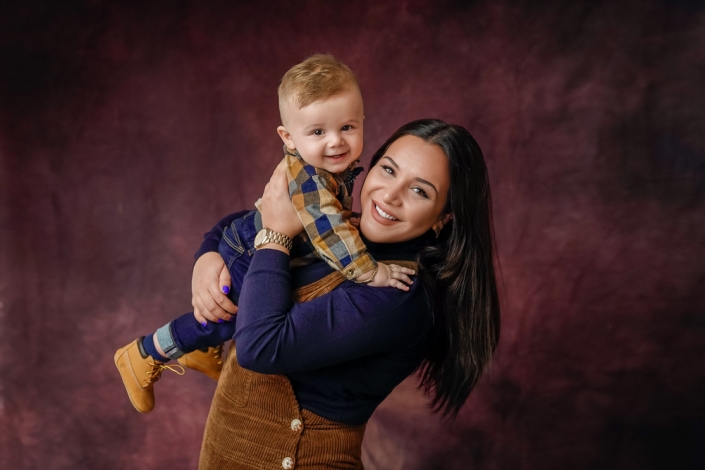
[2,1,705,469]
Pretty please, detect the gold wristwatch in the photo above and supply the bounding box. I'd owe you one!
[254,228,294,251]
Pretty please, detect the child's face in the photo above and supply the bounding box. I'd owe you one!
[278,88,364,174]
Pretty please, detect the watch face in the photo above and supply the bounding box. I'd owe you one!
[254,229,268,248]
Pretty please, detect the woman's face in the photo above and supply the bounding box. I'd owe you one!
[359,135,450,243]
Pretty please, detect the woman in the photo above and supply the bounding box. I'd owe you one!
[192,119,500,469]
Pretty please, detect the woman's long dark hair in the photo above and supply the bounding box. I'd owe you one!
[369,119,500,418]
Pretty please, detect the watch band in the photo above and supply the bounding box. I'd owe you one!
[254,228,294,251]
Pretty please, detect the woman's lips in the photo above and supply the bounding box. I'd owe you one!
[370,199,400,225]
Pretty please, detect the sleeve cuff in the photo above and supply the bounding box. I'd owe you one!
[252,247,291,271]
[342,254,377,281]
[194,240,220,260]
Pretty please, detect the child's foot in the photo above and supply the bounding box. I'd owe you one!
[177,345,224,381]
[114,337,185,413]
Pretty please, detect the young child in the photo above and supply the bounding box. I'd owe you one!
[114,54,412,413]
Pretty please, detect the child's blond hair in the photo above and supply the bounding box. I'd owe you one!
[278,54,360,116]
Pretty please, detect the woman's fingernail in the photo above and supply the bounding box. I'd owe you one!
[217,319,224,323]
[222,286,230,294]
[201,320,207,327]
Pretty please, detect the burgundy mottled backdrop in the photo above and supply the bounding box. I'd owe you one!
[1,1,704,468]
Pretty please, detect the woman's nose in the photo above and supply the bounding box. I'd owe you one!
[381,183,403,205]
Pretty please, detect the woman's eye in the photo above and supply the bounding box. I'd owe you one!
[341,125,352,131]
[413,187,429,198]
[312,129,323,136]
[381,165,394,175]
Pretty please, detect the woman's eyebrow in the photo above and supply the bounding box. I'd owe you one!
[382,156,438,195]
[382,156,399,169]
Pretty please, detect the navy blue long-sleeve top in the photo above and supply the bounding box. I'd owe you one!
[196,211,434,425]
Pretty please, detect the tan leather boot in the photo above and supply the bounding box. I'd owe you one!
[114,337,185,413]
[177,344,224,381]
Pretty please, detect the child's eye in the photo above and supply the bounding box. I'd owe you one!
[412,187,429,198]
[312,129,324,136]
[341,125,352,131]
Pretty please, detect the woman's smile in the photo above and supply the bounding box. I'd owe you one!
[371,200,400,223]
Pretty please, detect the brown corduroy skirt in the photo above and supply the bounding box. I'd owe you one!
[199,348,366,469]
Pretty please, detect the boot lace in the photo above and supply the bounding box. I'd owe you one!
[212,345,223,365]
[146,361,185,384]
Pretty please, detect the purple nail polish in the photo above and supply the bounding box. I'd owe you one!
[222,286,230,294]
[201,320,207,327]
[217,319,224,323]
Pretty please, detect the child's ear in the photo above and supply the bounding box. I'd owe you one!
[277,126,296,150]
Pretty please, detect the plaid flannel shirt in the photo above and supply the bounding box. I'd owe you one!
[258,148,376,280]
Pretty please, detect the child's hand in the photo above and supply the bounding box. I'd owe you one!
[367,263,416,291]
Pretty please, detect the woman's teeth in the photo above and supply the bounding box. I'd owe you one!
[375,204,398,221]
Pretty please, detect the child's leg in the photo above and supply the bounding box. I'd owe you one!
[115,212,257,412]
[146,211,257,361]
[146,311,237,362]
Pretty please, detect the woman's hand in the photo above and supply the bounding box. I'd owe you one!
[259,160,303,239]
[192,252,238,325]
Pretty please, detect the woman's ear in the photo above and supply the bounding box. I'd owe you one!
[277,126,296,150]
[432,213,453,237]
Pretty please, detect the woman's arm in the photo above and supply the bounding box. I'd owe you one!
[234,249,428,374]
